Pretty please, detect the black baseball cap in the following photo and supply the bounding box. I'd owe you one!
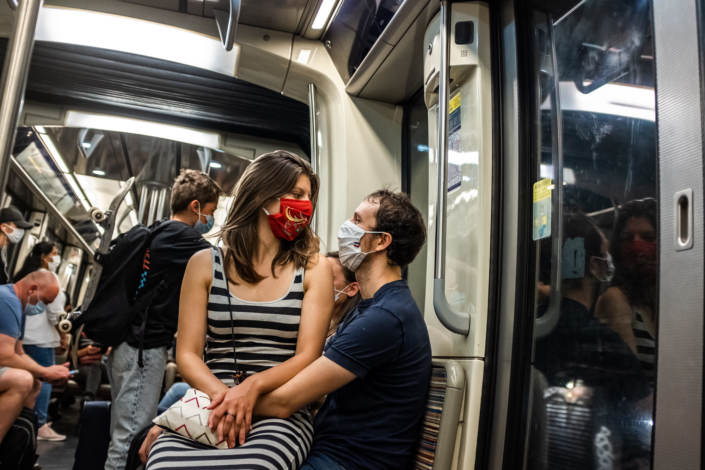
[0,207,32,229]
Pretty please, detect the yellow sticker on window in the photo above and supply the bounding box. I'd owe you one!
[449,94,461,114]
[533,179,552,240]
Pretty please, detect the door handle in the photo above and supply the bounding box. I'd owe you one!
[675,188,693,251]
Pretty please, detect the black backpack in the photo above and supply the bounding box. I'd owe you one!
[81,221,171,364]
[0,407,38,470]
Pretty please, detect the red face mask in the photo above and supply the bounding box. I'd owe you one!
[621,239,657,270]
[264,198,313,241]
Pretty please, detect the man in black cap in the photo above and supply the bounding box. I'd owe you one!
[0,207,32,284]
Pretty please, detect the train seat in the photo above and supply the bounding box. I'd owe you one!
[409,360,465,470]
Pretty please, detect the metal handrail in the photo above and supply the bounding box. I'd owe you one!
[534,15,564,339]
[432,0,470,336]
[213,0,240,52]
[308,83,319,234]
[0,0,42,206]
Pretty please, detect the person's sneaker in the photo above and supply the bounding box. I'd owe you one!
[37,423,66,441]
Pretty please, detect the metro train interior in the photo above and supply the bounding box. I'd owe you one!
[0,0,702,469]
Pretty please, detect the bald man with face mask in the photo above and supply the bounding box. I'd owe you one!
[0,271,71,442]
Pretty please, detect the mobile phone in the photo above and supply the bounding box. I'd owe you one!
[69,370,78,375]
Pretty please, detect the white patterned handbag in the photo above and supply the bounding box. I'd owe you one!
[153,388,229,449]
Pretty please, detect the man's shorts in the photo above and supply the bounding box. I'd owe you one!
[0,366,10,379]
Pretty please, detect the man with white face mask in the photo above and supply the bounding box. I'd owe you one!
[249,189,432,470]
[0,207,32,285]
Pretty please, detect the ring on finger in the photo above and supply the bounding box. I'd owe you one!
[225,412,236,417]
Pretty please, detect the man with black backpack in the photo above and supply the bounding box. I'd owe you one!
[100,170,224,470]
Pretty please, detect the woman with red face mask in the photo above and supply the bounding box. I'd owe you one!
[595,198,657,383]
[140,151,334,469]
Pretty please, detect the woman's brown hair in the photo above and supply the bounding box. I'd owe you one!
[326,251,361,337]
[219,150,320,284]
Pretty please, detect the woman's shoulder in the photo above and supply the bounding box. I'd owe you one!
[595,286,632,322]
[303,253,332,279]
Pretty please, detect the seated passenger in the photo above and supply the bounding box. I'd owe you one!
[73,332,109,404]
[158,382,190,410]
[0,271,70,442]
[141,189,431,470]
[142,151,334,469]
[325,251,360,339]
[105,169,223,470]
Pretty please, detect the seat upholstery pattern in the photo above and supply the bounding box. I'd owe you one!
[409,366,448,470]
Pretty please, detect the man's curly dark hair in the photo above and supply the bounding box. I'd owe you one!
[366,189,427,269]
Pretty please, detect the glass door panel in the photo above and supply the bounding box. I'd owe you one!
[522,1,658,468]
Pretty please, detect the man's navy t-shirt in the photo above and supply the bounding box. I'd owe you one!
[312,280,432,470]
[0,284,24,340]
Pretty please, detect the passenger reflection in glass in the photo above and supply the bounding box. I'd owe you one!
[595,199,657,383]
[533,213,651,469]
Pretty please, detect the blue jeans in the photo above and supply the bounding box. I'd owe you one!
[24,345,54,426]
[105,342,167,470]
[158,381,189,409]
[301,451,347,470]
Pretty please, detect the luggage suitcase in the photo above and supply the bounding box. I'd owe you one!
[73,401,111,470]
[0,407,38,470]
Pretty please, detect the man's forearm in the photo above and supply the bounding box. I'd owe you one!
[1,353,45,378]
[253,389,294,419]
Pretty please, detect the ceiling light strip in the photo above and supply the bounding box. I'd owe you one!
[65,111,221,149]
[35,6,240,76]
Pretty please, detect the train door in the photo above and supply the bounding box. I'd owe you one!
[490,0,705,468]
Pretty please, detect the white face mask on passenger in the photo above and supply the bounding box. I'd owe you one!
[48,255,60,271]
[334,284,350,302]
[337,220,384,272]
[593,253,615,283]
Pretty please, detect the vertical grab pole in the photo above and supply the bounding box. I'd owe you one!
[534,15,564,339]
[433,0,470,336]
[308,83,319,235]
[0,0,43,204]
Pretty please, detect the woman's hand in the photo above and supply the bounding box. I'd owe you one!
[207,379,260,448]
[139,426,163,464]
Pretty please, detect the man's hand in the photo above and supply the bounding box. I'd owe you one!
[139,426,163,464]
[42,362,70,385]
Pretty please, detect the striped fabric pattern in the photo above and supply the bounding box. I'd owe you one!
[632,307,656,380]
[147,248,313,470]
[409,366,447,470]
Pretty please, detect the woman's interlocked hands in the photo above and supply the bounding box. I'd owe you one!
[207,379,258,448]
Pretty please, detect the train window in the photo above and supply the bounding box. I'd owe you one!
[523,1,657,469]
[405,91,430,311]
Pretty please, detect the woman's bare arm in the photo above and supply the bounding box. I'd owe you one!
[595,287,637,354]
[176,249,229,399]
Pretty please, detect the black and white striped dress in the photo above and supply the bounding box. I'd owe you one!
[147,248,313,470]
[632,307,656,381]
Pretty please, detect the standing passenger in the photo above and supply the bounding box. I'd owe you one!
[15,242,67,441]
[0,207,32,284]
[105,169,224,470]
[142,151,334,470]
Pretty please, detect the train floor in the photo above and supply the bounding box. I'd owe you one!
[36,402,81,470]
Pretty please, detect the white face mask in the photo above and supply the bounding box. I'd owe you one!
[337,220,384,272]
[2,225,24,244]
[334,284,351,302]
[48,255,60,271]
